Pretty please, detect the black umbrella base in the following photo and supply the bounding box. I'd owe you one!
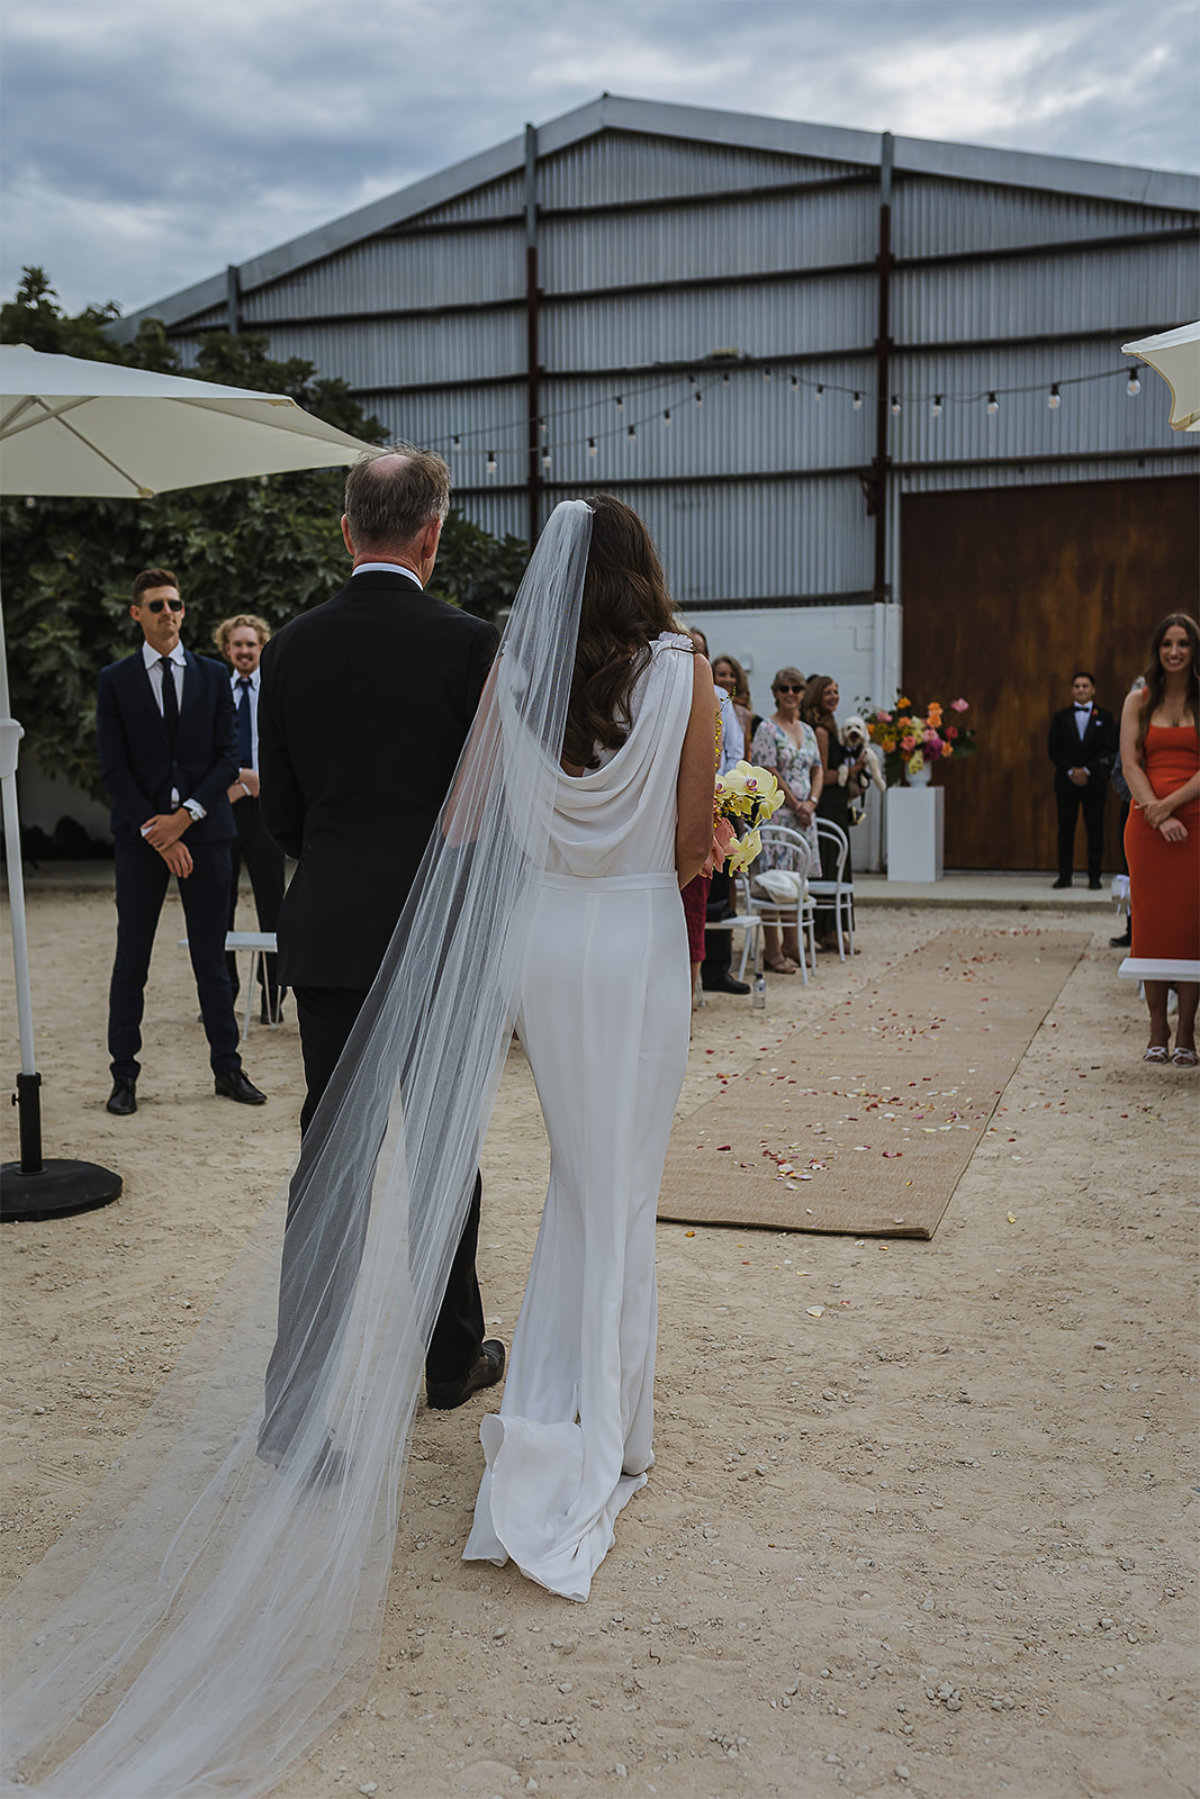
[1,1159,122,1223]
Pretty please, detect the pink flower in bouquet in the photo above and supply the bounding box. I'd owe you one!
[900,733,917,754]
[875,709,892,723]
[951,698,969,712]
[923,729,941,749]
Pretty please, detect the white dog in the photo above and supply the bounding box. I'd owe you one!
[838,714,886,823]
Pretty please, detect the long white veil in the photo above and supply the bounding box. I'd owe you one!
[1,500,596,1799]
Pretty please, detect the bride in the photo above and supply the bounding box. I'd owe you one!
[1,496,716,1797]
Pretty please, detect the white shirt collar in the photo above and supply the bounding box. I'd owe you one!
[143,640,185,669]
[231,666,260,687]
[352,560,423,587]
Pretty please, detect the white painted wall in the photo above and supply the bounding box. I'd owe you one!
[681,603,903,871]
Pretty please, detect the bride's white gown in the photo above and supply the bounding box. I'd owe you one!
[464,631,695,1600]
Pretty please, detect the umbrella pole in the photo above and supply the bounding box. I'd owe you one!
[0,599,121,1220]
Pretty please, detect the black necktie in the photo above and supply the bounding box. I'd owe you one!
[236,677,253,766]
[159,656,179,743]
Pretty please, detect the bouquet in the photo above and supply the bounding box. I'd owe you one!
[710,761,786,874]
[864,695,977,786]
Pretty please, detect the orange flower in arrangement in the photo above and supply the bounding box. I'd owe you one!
[862,692,977,784]
[926,702,943,727]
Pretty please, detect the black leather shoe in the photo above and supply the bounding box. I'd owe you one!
[701,972,751,995]
[214,1068,267,1105]
[1051,877,1072,889]
[106,1076,137,1116]
[1109,931,1132,948]
[426,1339,506,1410]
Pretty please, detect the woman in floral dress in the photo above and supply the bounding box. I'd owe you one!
[750,666,822,972]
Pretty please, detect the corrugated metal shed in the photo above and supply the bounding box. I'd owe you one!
[111,92,1199,616]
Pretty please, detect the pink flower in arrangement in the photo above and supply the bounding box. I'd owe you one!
[946,725,959,740]
[875,709,892,723]
[923,729,941,748]
[951,698,969,712]
[900,733,917,754]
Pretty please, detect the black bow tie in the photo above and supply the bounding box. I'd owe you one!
[1074,704,1091,711]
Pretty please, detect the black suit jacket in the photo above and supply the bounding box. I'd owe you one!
[258,571,498,990]
[1047,705,1116,786]
[97,649,239,842]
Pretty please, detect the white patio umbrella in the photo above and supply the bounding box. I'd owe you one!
[0,344,379,1218]
[1122,320,1200,432]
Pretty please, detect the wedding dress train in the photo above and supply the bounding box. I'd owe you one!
[465,631,695,1600]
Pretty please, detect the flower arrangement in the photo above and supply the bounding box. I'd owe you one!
[711,761,786,873]
[864,695,977,786]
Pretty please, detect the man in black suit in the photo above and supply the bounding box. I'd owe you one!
[257,447,502,1450]
[1047,670,1116,890]
[97,568,267,1113]
[213,612,286,1023]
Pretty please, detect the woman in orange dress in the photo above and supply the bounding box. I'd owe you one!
[1120,611,1200,1065]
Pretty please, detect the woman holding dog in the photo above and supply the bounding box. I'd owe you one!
[803,674,861,953]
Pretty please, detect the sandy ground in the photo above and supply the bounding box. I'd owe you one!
[1,885,1196,1799]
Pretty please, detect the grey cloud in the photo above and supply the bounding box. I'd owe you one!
[1,0,1194,315]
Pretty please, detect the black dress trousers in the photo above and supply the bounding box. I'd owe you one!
[1054,773,1106,882]
[109,833,241,1081]
[258,983,486,1457]
[226,794,285,1006]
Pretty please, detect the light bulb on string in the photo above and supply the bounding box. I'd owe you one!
[931,395,943,417]
[587,436,597,457]
[486,451,497,476]
[813,384,824,402]
[541,451,551,472]
[538,416,547,439]
[627,424,636,444]
[694,387,703,405]
[890,395,902,415]
[663,409,672,427]
[790,375,799,392]
[763,367,771,381]
[852,392,863,411]
[615,395,624,411]
[451,434,461,451]
[722,371,731,386]
[1048,384,1061,410]
[986,392,999,416]
[1126,370,1141,396]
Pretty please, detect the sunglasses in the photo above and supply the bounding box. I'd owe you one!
[775,684,802,694]
[143,598,184,614]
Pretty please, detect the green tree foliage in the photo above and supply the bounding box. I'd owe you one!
[1,269,528,798]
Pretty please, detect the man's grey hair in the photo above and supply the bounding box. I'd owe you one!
[343,445,451,548]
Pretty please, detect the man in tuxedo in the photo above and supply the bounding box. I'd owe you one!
[257,447,502,1450]
[213,613,286,1023]
[1047,670,1116,890]
[97,568,268,1113]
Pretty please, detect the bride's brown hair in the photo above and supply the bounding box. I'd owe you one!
[1136,610,1200,751]
[562,495,686,771]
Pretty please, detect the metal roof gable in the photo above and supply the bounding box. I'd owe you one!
[108,92,1199,341]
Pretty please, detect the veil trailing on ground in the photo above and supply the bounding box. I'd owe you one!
[0,501,596,1799]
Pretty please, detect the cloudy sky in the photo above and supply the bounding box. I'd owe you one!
[2,0,1196,317]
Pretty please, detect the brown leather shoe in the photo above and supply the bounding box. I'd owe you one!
[426,1339,506,1409]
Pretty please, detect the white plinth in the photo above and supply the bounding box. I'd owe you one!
[886,787,944,883]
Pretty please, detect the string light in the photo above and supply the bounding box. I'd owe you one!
[485,450,497,476]
[663,409,672,426]
[1126,370,1141,396]
[931,395,943,417]
[538,416,547,439]
[627,423,636,443]
[694,387,703,405]
[890,395,902,415]
[763,368,771,381]
[587,436,597,457]
[615,395,624,411]
[541,451,551,471]
[814,385,824,402]
[722,372,731,385]
[1048,384,1061,410]
[852,392,863,410]
[451,434,461,451]
[986,392,999,415]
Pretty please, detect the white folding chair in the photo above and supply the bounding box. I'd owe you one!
[702,893,764,984]
[178,930,278,1042]
[809,818,854,961]
[746,826,817,984]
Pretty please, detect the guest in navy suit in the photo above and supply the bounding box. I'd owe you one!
[213,612,286,1023]
[1047,670,1117,890]
[97,567,267,1114]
